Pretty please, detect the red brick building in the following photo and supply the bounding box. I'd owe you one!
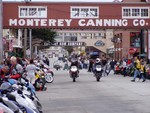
[2,0,150,60]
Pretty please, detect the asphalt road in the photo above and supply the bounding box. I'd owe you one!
[37,69,150,113]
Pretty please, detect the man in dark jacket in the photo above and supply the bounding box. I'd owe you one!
[107,59,116,75]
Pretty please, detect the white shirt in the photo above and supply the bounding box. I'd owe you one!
[26,64,38,78]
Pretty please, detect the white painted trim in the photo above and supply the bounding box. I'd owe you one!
[70,6,99,19]
[18,6,47,18]
[122,7,149,19]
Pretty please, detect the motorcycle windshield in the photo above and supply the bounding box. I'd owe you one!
[96,65,101,68]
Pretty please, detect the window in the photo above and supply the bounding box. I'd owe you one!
[122,7,149,18]
[71,6,99,18]
[130,32,140,48]
[19,6,47,18]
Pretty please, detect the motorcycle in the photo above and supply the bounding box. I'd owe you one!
[69,66,79,82]
[0,103,14,113]
[42,68,54,83]
[0,81,42,113]
[94,65,103,82]
[34,69,47,91]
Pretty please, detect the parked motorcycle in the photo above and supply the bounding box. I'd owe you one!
[69,66,79,82]
[42,68,54,83]
[0,81,43,113]
[94,65,103,82]
[34,69,47,91]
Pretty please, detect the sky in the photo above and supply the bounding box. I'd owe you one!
[2,0,115,2]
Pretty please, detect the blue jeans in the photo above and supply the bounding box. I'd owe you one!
[133,69,145,80]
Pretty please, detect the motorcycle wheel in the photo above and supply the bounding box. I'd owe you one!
[96,76,100,82]
[72,74,76,82]
[96,74,101,82]
[73,77,76,82]
[45,73,54,83]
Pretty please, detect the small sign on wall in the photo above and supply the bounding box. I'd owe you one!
[95,40,105,46]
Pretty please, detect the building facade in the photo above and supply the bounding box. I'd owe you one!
[2,0,150,59]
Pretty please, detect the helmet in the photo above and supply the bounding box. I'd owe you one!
[0,82,11,91]
[96,58,100,63]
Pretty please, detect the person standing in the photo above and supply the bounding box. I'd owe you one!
[88,59,94,72]
[107,59,116,75]
[131,56,143,82]
[26,59,39,85]
[122,59,127,77]
[101,57,107,76]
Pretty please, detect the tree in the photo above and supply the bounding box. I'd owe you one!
[64,46,74,54]
[32,29,56,44]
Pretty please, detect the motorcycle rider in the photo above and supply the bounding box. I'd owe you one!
[70,57,79,76]
[93,58,102,73]
[70,58,79,67]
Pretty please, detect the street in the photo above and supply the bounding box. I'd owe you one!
[37,69,150,113]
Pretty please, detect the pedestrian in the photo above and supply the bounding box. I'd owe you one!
[26,59,39,85]
[63,60,69,70]
[122,59,127,77]
[107,59,116,75]
[139,61,146,82]
[131,56,145,82]
[101,57,107,76]
[88,59,94,72]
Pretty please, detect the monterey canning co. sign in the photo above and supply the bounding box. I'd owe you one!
[9,19,147,27]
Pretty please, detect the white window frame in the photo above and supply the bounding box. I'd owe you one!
[122,7,149,19]
[19,6,47,18]
[70,6,99,18]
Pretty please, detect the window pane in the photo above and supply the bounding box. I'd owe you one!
[80,8,89,17]
[72,8,80,17]
[71,7,98,18]
[90,8,98,16]
[20,8,28,16]
[132,8,140,16]
[38,8,46,16]
[29,8,37,16]
[123,8,131,17]
[141,9,148,17]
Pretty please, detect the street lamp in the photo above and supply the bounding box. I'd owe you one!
[0,0,3,62]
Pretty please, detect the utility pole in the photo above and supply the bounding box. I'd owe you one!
[23,29,27,58]
[0,0,3,62]
[29,29,32,59]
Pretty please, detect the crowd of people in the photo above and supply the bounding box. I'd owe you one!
[0,54,150,86]
[56,54,150,83]
[0,56,42,86]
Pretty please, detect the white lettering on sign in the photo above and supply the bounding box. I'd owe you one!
[49,19,56,26]
[9,19,17,26]
[78,19,86,26]
[8,19,148,27]
[18,19,26,26]
[34,19,40,26]
[133,19,139,26]
[86,19,95,26]
[27,19,34,26]
[41,19,47,26]
[65,19,72,26]
[95,19,102,26]
[58,19,64,26]
[133,19,146,26]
